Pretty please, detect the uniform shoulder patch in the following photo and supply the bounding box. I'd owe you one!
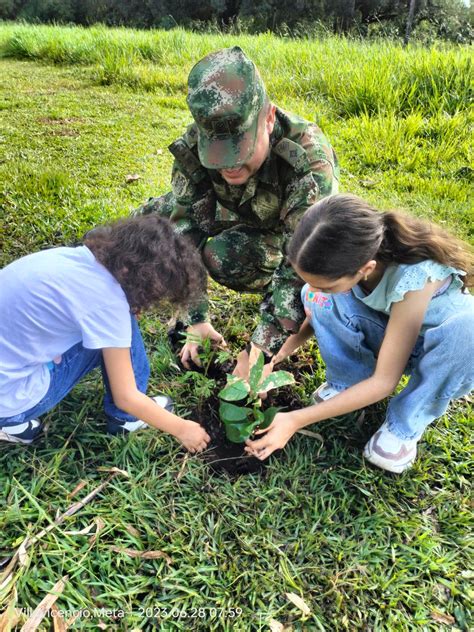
[169,138,207,183]
[273,138,310,174]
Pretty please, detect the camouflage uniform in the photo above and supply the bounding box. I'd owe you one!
[138,48,339,355]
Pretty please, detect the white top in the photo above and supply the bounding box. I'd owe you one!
[0,246,131,417]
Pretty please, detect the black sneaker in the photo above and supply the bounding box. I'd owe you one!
[107,394,174,435]
[0,419,43,444]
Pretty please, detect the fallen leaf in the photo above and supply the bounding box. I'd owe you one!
[269,619,285,632]
[431,611,455,625]
[0,607,22,631]
[0,537,30,596]
[175,453,190,482]
[296,429,323,441]
[0,472,123,603]
[51,603,67,632]
[125,174,141,183]
[32,474,117,543]
[359,178,378,189]
[65,611,81,627]
[88,517,106,546]
[18,537,30,568]
[285,592,311,616]
[64,523,96,536]
[110,547,172,565]
[67,480,87,499]
[97,466,130,478]
[95,517,105,530]
[0,588,20,632]
[20,576,68,632]
[125,524,140,538]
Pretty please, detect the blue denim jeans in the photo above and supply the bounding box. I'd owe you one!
[0,315,150,432]
[304,287,474,440]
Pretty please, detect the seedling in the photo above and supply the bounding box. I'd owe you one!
[218,348,295,443]
[172,326,232,375]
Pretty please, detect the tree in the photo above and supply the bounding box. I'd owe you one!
[331,0,356,33]
[404,0,417,45]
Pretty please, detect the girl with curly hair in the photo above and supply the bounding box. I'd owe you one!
[246,194,474,473]
[0,215,210,452]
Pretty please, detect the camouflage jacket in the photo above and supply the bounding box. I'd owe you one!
[148,107,339,354]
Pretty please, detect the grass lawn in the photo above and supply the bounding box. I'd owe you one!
[0,25,473,631]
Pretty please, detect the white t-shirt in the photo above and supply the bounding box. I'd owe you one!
[0,246,132,417]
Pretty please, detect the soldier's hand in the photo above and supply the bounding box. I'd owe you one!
[232,348,251,380]
[233,346,275,400]
[179,323,227,369]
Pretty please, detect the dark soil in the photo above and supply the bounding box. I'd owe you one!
[168,323,306,476]
[196,392,267,475]
[193,368,306,476]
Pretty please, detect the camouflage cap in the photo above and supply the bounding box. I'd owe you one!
[187,46,266,170]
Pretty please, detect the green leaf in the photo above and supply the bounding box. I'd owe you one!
[219,376,250,401]
[248,350,265,394]
[224,421,257,443]
[259,370,295,394]
[219,402,251,424]
[261,406,280,429]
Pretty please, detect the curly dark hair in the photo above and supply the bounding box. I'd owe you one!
[83,215,207,313]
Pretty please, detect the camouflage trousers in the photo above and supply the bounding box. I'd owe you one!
[138,194,287,291]
[136,195,305,353]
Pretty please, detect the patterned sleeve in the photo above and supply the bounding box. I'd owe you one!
[251,125,339,355]
[164,161,212,249]
[170,160,217,324]
[136,132,215,324]
[281,123,339,232]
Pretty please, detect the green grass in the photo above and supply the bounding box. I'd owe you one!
[0,24,473,631]
[0,22,472,118]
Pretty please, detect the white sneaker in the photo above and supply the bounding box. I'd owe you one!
[363,421,418,474]
[107,394,174,435]
[312,382,341,404]
[0,419,43,444]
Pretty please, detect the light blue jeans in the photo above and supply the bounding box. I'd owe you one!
[303,286,474,440]
[0,315,149,433]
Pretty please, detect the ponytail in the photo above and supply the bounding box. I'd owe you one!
[289,194,473,288]
[378,212,473,287]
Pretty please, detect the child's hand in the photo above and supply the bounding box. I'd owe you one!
[273,318,314,365]
[175,419,211,453]
[244,412,297,460]
[180,323,227,369]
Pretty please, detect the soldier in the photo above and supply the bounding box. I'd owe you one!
[137,46,339,377]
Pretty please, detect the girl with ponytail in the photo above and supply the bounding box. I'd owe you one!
[246,194,473,473]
